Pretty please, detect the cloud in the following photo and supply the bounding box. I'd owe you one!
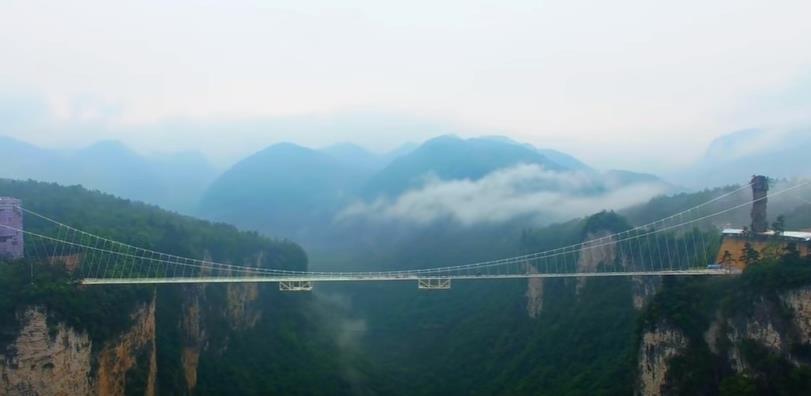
[338,164,669,226]
[311,290,370,393]
[4,2,811,172]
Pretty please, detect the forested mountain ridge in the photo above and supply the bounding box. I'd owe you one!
[360,135,568,198]
[305,183,811,395]
[198,142,370,241]
[638,251,811,395]
[0,179,354,395]
[199,135,671,253]
[2,178,811,395]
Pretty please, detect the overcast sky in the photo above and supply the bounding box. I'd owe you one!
[1,0,810,170]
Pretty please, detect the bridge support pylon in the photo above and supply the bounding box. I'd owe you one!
[417,278,451,290]
[279,280,313,291]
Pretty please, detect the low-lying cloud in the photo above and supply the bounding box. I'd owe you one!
[339,164,669,226]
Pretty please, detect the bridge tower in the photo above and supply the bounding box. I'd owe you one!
[750,175,769,233]
[0,197,24,260]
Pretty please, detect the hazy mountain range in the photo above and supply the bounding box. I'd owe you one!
[0,136,217,213]
[198,135,671,247]
[3,127,810,242]
[673,127,811,188]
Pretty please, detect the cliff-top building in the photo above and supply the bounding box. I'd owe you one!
[716,229,811,270]
[715,176,810,270]
[0,197,24,260]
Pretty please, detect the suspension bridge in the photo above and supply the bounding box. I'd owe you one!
[1,178,809,290]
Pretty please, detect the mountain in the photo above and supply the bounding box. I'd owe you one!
[199,143,367,240]
[480,135,595,172]
[68,140,167,205]
[5,168,810,395]
[0,137,217,213]
[537,148,594,172]
[382,141,419,163]
[200,135,671,253]
[362,135,567,198]
[0,136,63,182]
[678,127,811,187]
[321,142,387,173]
[0,179,353,395]
[147,151,219,212]
[321,141,426,174]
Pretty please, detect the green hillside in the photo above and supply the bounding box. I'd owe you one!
[0,179,353,395]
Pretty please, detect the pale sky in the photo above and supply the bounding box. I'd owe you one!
[1,0,810,171]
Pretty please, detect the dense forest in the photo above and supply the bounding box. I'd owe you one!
[3,179,811,395]
[641,249,811,395]
[0,179,354,395]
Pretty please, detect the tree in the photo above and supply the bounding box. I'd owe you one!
[783,242,801,261]
[721,250,734,270]
[740,242,761,267]
[772,215,786,236]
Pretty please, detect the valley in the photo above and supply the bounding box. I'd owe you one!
[2,132,811,395]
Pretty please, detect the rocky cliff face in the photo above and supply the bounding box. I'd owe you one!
[225,283,261,330]
[576,231,615,294]
[781,286,811,344]
[178,264,263,393]
[0,308,93,395]
[636,323,688,396]
[632,276,661,310]
[95,295,157,396]
[525,265,543,319]
[637,285,811,395]
[1,293,157,396]
[180,284,207,393]
[0,277,266,396]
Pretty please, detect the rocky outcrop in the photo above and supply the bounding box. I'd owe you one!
[225,283,261,330]
[526,265,543,319]
[95,295,157,396]
[576,231,616,294]
[1,295,157,396]
[632,276,661,310]
[781,286,811,344]
[1,308,93,395]
[637,286,811,395]
[636,323,688,396]
[180,284,207,393]
[726,296,788,372]
[178,256,263,393]
[723,286,811,371]
[703,312,724,355]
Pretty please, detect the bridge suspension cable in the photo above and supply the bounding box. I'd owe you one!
[1,179,807,286]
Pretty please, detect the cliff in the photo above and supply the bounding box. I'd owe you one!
[0,180,319,395]
[636,279,811,395]
[177,280,262,393]
[1,293,157,396]
[637,323,688,396]
[524,212,660,318]
[525,265,544,318]
[576,231,616,294]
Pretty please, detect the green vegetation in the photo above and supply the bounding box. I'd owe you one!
[4,177,811,395]
[0,179,352,395]
[641,247,811,395]
[0,260,150,348]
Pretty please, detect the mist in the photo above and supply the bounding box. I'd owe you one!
[338,164,670,226]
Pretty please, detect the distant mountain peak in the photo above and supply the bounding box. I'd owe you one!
[676,126,811,188]
[361,134,568,198]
